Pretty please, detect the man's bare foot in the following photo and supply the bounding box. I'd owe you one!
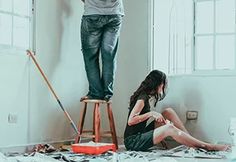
[80,96,89,102]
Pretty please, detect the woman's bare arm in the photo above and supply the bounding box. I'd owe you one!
[128,100,152,126]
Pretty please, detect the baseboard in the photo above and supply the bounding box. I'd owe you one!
[0,137,124,154]
[0,139,75,154]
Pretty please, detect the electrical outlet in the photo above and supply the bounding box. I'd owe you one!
[186,111,198,120]
[8,114,18,123]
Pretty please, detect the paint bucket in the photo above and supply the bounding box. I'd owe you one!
[71,141,116,155]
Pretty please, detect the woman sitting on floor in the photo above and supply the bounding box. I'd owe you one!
[124,70,229,151]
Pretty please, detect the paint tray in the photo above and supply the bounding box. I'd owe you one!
[71,141,116,155]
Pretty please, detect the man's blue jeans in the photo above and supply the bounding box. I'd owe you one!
[81,15,122,100]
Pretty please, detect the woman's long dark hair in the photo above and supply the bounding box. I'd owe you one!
[129,70,167,108]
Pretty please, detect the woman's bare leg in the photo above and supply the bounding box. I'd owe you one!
[162,107,189,134]
[153,124,228,151]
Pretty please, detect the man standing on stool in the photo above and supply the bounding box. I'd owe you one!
[80,0,124,102]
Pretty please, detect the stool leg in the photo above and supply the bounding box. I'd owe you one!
[93,104,95,138]
[107,103,118,149]
[75,103,87,143]
[94,103,101,142]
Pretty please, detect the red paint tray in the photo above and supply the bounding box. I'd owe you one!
[71,142,116,155]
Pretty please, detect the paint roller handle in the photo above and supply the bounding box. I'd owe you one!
[26,50,59,100]
[26,50,80,136]
[57,99,80,135]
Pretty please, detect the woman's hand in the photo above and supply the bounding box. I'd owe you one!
[150,111,166,124]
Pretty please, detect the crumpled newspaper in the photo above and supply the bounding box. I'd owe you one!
[0,152,58,162]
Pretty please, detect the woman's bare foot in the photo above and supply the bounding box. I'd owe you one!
[206,144,230,151]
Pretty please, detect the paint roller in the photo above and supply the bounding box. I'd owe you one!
[26,50,80,140]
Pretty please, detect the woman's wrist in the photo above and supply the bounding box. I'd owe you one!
[149,111,154,118]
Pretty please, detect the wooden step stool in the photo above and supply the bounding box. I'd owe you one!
[75,99,118,149]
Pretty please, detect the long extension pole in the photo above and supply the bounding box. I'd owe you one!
[26,50,80,137]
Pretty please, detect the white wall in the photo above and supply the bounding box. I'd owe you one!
[0,0,86,147]
[0,54,29,147]
[153,0,193,74]
[159,76,236,144]
[29,0,86,144]
[0,0,150,147]
[154,0,234,144]
[112,0,150,136]
[29,0,151,144]
[32,0,235,145]
[2,0,232,148]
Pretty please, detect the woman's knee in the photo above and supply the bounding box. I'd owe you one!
[165,123,177,134]
[153,123,176,141]
[162,107,175,116]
